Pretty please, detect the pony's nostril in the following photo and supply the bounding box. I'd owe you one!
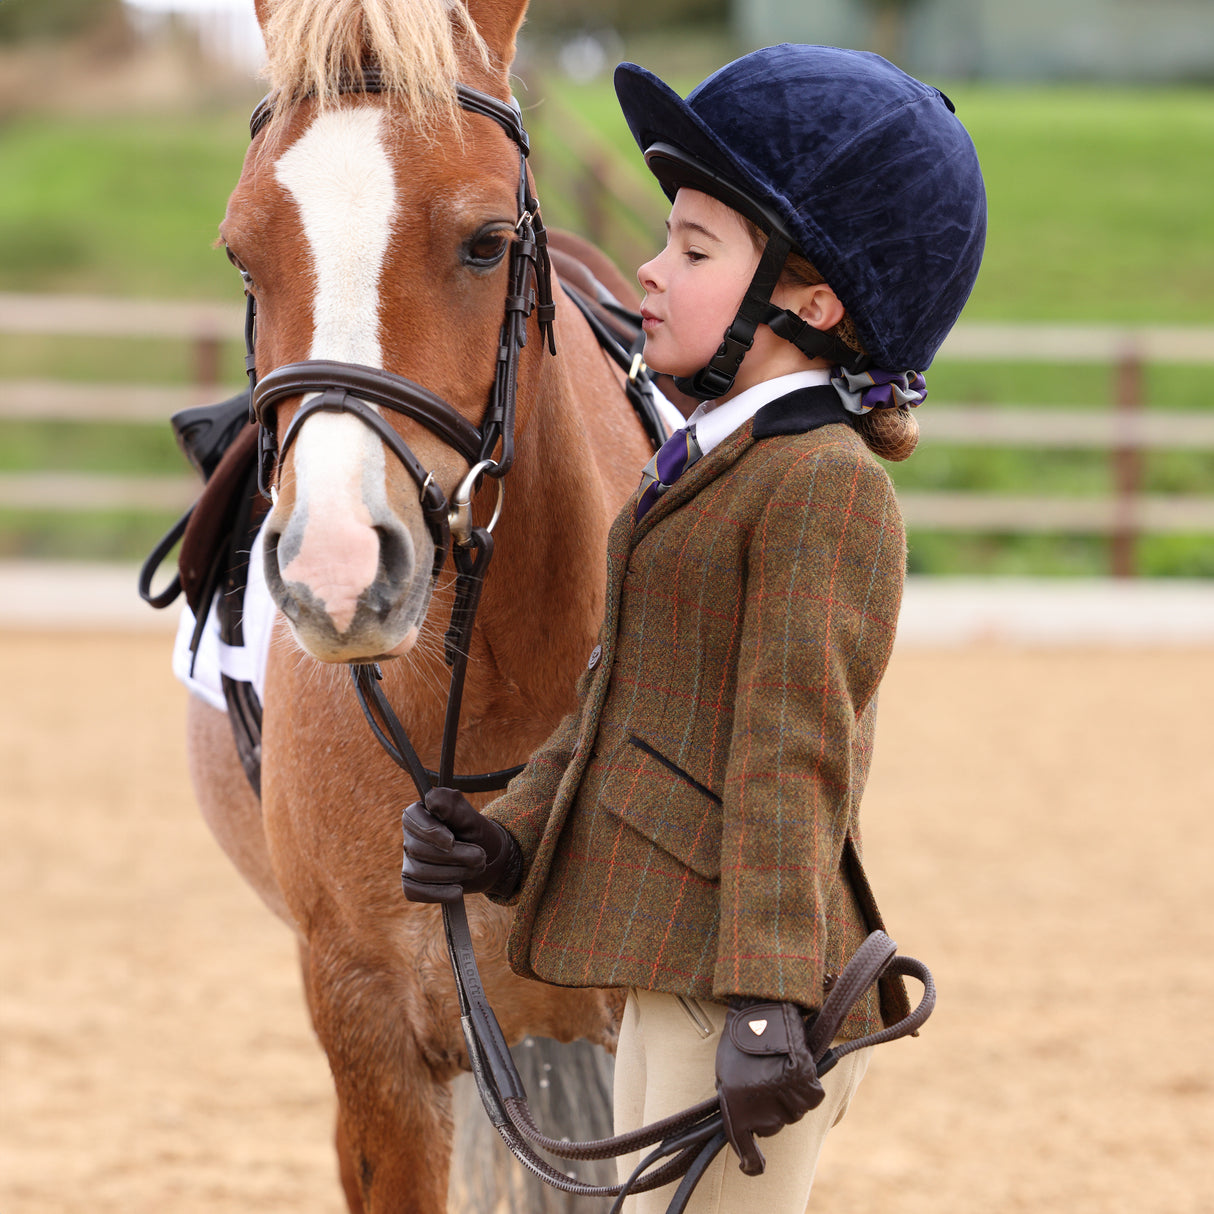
[375,523,412,587]
[262,526,283,588]
[260,526,299,619]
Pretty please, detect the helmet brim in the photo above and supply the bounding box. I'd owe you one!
[642,143,795,244]
[615,63,798,243]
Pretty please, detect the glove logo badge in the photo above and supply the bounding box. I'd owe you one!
[748,1019,768,1036]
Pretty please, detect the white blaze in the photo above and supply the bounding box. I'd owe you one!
[271,106,399,632]
[274,105,396,365]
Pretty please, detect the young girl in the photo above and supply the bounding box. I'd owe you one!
[402,43,985,1212]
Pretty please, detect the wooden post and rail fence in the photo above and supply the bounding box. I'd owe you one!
[4,97,1212,575]
[1,291,1212,578]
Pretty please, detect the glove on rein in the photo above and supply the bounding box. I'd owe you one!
[401,787,523,904]
[715,998,826,1175]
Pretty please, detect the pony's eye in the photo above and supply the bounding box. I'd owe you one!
[462,229,510,270]
[225,245,255,289]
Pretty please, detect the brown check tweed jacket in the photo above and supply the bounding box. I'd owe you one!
[487,386,909,1037]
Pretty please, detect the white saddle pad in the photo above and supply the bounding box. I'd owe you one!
[172,522,275,711]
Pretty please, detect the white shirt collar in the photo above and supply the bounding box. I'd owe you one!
[688,369,834,457]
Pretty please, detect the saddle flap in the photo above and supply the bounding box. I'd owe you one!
[179,420,259,614]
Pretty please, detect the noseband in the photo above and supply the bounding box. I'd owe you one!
[244,72,555,579]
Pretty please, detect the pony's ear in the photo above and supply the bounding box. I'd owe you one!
[463,0,529,71]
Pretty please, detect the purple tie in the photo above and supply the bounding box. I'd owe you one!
[635,424,703,521]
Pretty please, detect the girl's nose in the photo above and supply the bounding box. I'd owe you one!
[637,251,663,293]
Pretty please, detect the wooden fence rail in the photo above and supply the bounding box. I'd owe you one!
[1,293,1212,576]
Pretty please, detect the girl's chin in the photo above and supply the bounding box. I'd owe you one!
[640,344,706,381]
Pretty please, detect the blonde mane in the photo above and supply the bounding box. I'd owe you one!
[261,0,493,135]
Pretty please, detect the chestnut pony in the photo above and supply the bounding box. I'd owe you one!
[187,1,656,1210]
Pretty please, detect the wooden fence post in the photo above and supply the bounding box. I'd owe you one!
[1111,342,1144,578]
[576,152,608,248]
[194,329,222,402]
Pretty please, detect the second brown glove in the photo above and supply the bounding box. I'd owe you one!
[714,998,825,1175]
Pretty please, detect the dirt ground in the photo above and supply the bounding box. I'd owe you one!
[1,631,1210,1214]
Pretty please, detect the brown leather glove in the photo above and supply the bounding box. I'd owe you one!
[715,999,825,1175]
[401,787,523,903]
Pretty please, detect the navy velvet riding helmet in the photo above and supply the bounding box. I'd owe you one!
[614,45,987,398]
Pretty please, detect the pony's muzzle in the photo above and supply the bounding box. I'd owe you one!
[262,505,429,658]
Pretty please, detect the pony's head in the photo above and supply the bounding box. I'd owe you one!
[225,0,537,662]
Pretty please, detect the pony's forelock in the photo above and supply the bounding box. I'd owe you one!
[261,0,493,137]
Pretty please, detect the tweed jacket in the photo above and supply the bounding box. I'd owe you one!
[486,386,909,1037]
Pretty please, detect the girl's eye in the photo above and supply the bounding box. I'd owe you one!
[685,249,707,264]
[463,229,511,270]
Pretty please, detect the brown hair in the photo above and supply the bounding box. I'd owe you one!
[740,217,918,462]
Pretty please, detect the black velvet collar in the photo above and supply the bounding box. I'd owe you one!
[751,384,854,438]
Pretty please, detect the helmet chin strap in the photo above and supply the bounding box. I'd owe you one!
[674,232,872,401]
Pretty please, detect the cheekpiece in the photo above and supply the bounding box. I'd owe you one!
[614,45,988,373]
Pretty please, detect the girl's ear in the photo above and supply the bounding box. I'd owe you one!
[791,282,846,333]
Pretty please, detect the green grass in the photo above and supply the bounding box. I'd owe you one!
[925,359,1210,410]
[1,83,1212,572]
[0,332,248,384]
[0,419,184,474]
[903,532,1214,579]
[0,109,249,299]
[3,83,1213,319]
[0,507,182,562]
[947,86,1214,324]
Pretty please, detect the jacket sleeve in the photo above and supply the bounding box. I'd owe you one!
[713,442,905,1007]
[482,661,595,897]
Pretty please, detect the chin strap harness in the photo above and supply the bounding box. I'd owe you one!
[674,232,872,402]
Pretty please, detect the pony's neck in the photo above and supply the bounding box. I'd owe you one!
[452,310,645,765]
[364,276,651,784]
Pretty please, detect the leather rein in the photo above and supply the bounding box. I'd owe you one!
[247,76,936,1213]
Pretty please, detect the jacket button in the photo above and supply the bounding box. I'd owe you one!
[587,644,602,670]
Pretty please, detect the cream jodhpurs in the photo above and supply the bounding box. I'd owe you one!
[613,988,871,1214]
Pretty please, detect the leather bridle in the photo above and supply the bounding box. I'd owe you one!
[245,71,555,579]
[244,73,936,1213]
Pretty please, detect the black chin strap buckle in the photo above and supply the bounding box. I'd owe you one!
[679,326,756,401]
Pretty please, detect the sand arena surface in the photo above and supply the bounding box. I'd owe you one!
[1,631,1210,1213]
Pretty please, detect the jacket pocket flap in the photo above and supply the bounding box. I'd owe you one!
[598,735,721,881]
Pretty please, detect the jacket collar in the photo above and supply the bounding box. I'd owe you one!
[752,383,854,438]
[688,369,834,456]
[628,384,855,538]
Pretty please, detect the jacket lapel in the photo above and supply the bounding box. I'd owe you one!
[629,424,756,544]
